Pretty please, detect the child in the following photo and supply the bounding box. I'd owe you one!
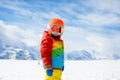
[40,18,64,80]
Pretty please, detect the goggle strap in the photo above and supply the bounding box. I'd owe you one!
[59,27,61,33]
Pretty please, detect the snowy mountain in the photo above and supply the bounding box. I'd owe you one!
[1,32,120,60]
[66,50,120,60]
[0,40,39,60]
[66,50,95,60]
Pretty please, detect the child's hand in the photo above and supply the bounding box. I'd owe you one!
[46,69,53,76]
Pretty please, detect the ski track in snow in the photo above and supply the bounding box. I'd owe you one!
[0,60,120,80]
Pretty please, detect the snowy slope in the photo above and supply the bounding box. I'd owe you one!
[0,60,120,80]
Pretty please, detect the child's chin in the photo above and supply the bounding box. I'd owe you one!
[53,34,60,37]
[53,34,60,36]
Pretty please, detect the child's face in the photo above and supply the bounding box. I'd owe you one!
[50,25,64,36]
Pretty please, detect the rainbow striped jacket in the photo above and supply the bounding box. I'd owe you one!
[40,31,64,69]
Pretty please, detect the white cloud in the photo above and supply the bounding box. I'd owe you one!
[86,34,109,52]
[0,0,32,17]
[86,33,120,55]
[63,26,95,52]
[84,0,120,13]
[0,20,40,46]
[63,25,120,56]
[79,13,120,27]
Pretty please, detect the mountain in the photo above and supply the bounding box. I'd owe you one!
[66,50,120,60]
[66,50,95,60]
[0,40,39,60]
[113,54,120,60]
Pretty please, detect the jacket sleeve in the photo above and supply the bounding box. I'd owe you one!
[40,37,53,69]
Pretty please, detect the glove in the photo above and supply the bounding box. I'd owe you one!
[46,69,53,76]
[62,66,64,71]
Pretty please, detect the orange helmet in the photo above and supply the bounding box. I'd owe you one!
[48,18,64,36]
[48,18,64,27]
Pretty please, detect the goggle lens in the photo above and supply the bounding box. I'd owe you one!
[50,25,64,33]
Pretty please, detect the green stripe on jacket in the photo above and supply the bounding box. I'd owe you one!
[52,47,63,58]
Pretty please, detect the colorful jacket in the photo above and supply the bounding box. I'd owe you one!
[40,31,64,69]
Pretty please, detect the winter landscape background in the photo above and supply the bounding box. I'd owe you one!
[0,0,120,60]
[0,0,120,80]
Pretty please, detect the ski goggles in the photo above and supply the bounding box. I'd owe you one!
[50,25,64,34]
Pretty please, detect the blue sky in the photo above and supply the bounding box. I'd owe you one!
[0,0,120,57]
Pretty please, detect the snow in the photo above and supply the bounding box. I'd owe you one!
[0,60,120,80]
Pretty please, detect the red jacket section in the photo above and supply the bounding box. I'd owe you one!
[40,31,53,67]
